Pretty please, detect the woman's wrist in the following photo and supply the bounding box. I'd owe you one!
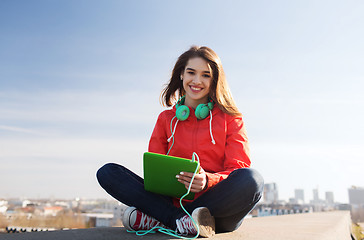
[203,175,209,190]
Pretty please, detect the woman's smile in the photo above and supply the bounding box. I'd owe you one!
[189,85,204,92]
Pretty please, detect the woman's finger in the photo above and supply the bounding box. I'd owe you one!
[176,171,206,193]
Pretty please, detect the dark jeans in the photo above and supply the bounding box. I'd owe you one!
[96,163,264,233]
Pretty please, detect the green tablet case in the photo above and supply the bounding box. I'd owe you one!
[143,152,199,200]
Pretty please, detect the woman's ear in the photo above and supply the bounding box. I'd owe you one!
[180,68,185,81]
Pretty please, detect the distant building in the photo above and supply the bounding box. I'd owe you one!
[0,200,8,214]
[22,200,32,208]
[264,183,279,203]
[0,205,7,214]
[348,186,364,205]
[337,204,351,211]
[288,198,296,204]
[310,188,325,212]
[294,189,305,204]
[313,188,319,203]
[83,213,114,227]
[348,186,364,222]
[325,191,334,205]
[43,206,63,216]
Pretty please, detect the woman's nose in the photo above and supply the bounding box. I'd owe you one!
[192,75,201,84]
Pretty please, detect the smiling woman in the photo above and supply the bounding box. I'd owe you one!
[96,46,264,238]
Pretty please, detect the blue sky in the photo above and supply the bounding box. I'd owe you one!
[0,0,363,203]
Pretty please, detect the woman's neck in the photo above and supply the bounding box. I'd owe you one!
[184,96,209,109]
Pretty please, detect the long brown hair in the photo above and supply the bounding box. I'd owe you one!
[161,46,241,116]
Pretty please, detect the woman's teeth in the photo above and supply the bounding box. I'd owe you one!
[191,86,202,91]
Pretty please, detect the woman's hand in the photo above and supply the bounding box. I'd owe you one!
[176,167,208,193]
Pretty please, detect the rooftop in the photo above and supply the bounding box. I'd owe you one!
[0,211,352,240]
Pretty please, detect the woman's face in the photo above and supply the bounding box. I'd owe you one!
[181,57,212,109]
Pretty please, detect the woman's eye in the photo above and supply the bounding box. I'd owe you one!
[187,71,195,75]
[203,74,211,78]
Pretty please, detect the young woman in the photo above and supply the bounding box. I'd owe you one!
[97,46,264,238]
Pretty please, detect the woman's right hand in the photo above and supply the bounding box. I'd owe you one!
[176,167,208,193]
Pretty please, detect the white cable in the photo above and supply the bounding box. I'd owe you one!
[209,111,216,145]
[167,118,179,143]
[192,152,200,163]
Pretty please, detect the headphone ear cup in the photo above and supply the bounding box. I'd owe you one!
[176,105,190,121]
[195,104,210,120]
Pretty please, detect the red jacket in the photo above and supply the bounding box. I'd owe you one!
[148,105,251,202]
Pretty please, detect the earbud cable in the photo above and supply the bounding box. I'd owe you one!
[129,112,210,238]
[127,153,201,240]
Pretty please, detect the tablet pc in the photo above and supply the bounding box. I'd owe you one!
[143,152,199,200]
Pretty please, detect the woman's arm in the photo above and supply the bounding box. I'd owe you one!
[148,112,169,155]
[176,115,251,192]
[205,115,251,189]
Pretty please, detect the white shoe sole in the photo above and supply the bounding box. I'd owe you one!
[122,206,136,231]
[192,207,215,238]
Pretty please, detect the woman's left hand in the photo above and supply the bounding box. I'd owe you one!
[176,167,208,193]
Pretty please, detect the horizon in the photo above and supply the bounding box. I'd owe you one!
[1,185,358,205]
[1,1,364,204]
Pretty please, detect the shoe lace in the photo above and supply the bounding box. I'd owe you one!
[176,215,197,235]
[136,212,160,230]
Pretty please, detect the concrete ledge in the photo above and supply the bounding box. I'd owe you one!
[0,211,352,240]
[236,211,352,240]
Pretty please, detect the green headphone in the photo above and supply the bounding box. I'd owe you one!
[175,96,214,121]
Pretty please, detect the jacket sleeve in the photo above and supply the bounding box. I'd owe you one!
[148,112,169,155]
[205,115,251,189]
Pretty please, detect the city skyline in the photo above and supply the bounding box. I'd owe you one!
[1,1,364,203]
[262,182,351,205]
